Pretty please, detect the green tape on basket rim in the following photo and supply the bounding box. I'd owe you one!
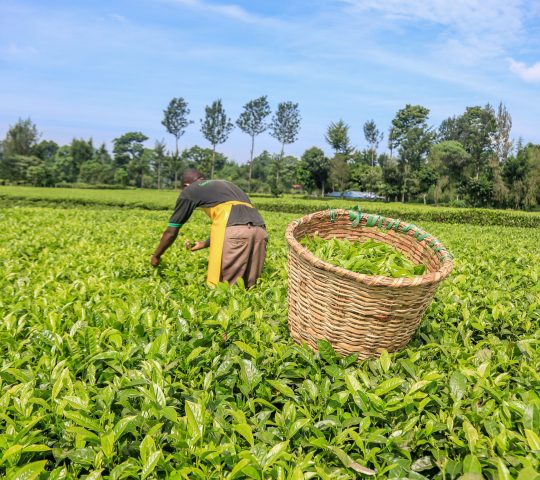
[328,207,337,222]
[385,218,396,230]
[400,223,417,233]
[366,214,380,227]
[350,210,362,227]
[335,209,454,264]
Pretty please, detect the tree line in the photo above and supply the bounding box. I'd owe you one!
[1,97,539,209]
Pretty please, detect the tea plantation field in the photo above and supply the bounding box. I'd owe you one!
[1,195,539,479]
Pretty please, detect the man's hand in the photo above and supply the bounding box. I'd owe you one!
[185,239,210,251]
[150,254,161,267]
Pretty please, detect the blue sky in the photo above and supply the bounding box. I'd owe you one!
[1,0,539,163]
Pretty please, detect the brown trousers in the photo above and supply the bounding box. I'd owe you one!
[221,225,268,288]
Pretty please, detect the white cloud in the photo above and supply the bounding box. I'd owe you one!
[1,43,37,57]
[164,0,282,27]
[509,58,540,82]
[108,14,128,23]
[341,0,527,62]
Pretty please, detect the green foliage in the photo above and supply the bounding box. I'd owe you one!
[0,202,539,478]
[438,105,496,177]
[200,99,234,179]
[162,97,193,156]
[236,96,271,139]
[298,147,330,194]
[300,235,427,277]
[389,104,435,172]
[329,154,350,192]
[112,132,149,169]
[363,120,384,167]
[325,120,352,156]
[2,117,40,157]
[236,96,272,191]
[1,186,540,227]
[269,102,301,156]
[2,106,538,209]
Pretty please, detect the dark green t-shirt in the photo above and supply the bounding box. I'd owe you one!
[168,179,265,228]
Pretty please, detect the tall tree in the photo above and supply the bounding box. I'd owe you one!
[269,101,301,160]
[3,118,40,157]
[113,132,148,169]
[153,140,167,190]
[491,101,513,164]
[428,140,471,203]
[71,138,94,179]
[269,101,301,185]
[236,96,271,191]
[298,147,330,195]
[389,104,435,201]
[363,119,384,166]
[325,120,352,156]
[162,98,193,189]
[504,143,540,209]
[329,154,350,192]
[133,148,154,188]
[34,140,59,161]
[162,97,193,158]
[182,145,226,178]
[439,105,496,178]
[200,99,234,179]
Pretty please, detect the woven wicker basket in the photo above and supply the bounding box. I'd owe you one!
[286,209,453,359]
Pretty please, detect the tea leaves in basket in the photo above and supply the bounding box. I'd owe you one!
[300,234,427,277]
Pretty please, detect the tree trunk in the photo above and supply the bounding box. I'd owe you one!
[157,164,161,190]
[175,137,180,189]
[248,135,255,192]
[321,181,325,197]
[211,146,216,179]
[423,193,426,204]
[276,143,285,186]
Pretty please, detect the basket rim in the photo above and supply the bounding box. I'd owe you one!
[286,209,454,288]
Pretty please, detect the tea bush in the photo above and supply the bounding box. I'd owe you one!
[1,186,539,228]
[0,205,539,479]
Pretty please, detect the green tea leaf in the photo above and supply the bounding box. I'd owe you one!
[462,454,482,474]
[326,445,376,475]
[264,441,289,469]
[100,431,115,459]
[267,380,296,399]
[141,450,161,479]
[234,423,254,447]
[234,341,258,359]
[226,458,251,480]
[317,340,337,364]
[496,458,512,480]
[449,371,467,401]
[463,420,479,452]
[9,460,48,480]
[185,400,204,442]
[524,429,540,451]
[374,377,403,396]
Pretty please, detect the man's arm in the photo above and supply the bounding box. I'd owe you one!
[151,227,180,266]
[186,238,210,251]
[151,194,196,266]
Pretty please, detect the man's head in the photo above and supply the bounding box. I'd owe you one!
[181,168,205,188]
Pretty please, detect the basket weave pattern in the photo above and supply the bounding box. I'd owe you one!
[286,209,453,359]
